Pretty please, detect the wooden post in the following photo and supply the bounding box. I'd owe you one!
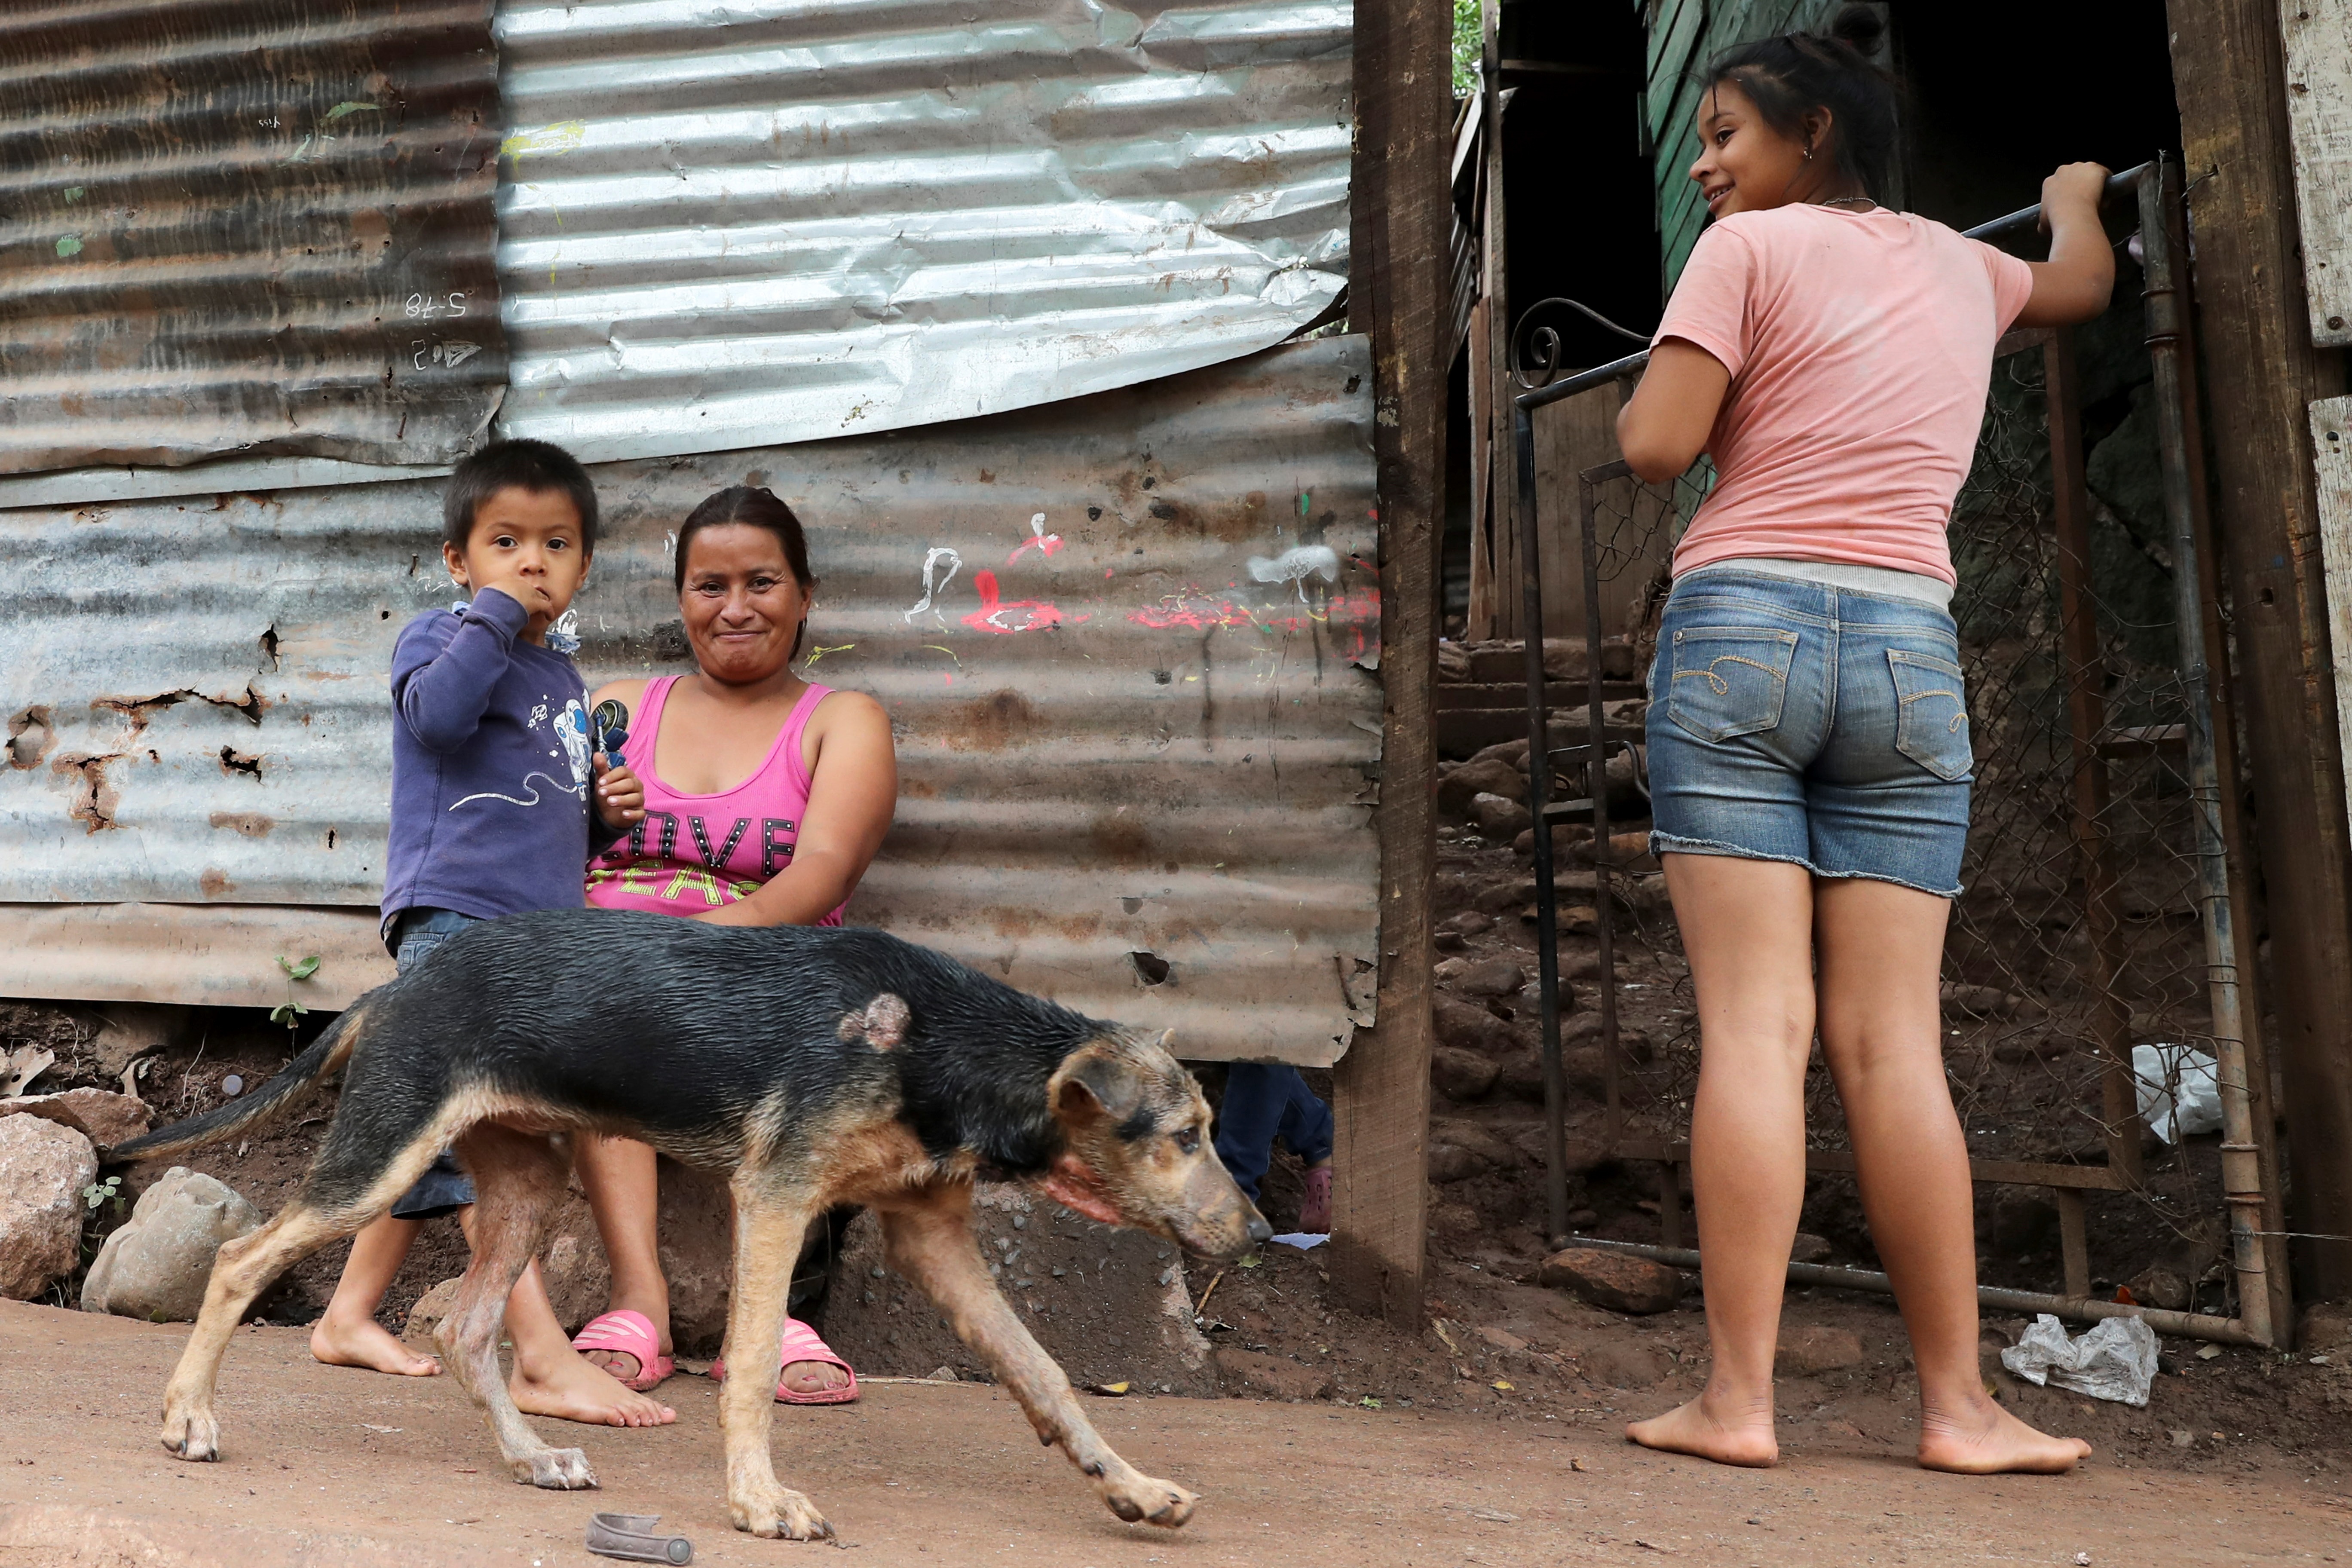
[1329,0,1451,1328]
[2165,0,2352,1300]
[1477,0,1516,637]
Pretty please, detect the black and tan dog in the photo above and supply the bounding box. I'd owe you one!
[111,912,1271,1540]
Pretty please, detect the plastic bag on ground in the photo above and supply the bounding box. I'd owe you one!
[2132,1042,2222,1144]
[2000,1312,2160,1406]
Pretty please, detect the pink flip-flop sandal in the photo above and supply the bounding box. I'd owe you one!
[572,1309,676,1392]
[710,1316,858,1406]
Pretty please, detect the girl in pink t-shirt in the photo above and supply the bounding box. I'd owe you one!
[1611,6,2112,1477]
[570,486,898,1406]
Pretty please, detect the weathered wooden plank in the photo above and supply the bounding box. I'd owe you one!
[1330,0,1451,1329]
[1645,0,1709,136]
[2168,0,2352,1301]
[2279,0,2352,346]
[2313,397,2352,832]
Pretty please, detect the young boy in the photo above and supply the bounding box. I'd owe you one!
[306,439,670,1429]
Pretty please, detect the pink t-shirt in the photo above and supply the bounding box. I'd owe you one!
[584,676,845,924]
[1654,204,2037,584]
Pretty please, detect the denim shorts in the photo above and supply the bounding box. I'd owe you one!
[1645,568,1972,898]
[386,908,480,1219]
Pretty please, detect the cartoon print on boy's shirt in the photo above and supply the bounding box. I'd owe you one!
[449,696,591,811]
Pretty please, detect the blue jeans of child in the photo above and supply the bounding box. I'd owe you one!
[385,908,480,1219]
[1213,1065,1334,1204]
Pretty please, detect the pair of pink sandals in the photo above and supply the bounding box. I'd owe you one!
[571,1309,857,1404]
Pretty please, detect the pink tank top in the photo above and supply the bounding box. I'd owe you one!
[584,677,844,924]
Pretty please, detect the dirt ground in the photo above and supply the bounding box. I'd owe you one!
[5,1302,2346,1568]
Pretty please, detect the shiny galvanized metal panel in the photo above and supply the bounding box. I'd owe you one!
[0,0,506,475]
[0,339,1380,1063]
[491,0,1353,465]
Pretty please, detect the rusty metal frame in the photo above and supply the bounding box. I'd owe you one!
[1504,160,2289,1346]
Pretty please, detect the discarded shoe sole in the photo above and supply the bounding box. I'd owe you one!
[587,1512,693,1565]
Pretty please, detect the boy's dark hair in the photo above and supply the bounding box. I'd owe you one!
[442,439,600,554]
[1704,5,1899,203]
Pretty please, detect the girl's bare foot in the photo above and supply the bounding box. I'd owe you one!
[1918,1394,2092,1473]
[511,1348,676,1428]
[310,1315,440,1378]
[1626,1386,1778,1468]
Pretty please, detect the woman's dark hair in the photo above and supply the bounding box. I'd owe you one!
[672,486,816,594]
[1703,5,1899,202]
[674,486,818,660]
[442,438,600,553]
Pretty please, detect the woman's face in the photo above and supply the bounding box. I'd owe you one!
[1687,81,1832,219]
[679,524,812,686]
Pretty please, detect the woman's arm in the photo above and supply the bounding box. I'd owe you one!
[2012,162,2115,328]
[1615,340,1733,485]
[695,691,898,927]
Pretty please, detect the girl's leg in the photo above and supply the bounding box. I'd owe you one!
[572,1133,672,1381]
[1627,853,1816,1468]
[1812,877,2090,1473]
[310,1213,440,1376]
[1271,1070,1336,1232]
[1211,1064,1286,1204]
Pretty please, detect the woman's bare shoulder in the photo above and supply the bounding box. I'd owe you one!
[589,676,654,709]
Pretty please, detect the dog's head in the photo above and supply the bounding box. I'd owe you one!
[1039,1031,1271,1262]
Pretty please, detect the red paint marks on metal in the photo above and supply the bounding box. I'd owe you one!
[1007,512,1065,565]
[963,570,1069,634]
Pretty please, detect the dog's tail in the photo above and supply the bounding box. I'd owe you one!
[107,1006,365,1162]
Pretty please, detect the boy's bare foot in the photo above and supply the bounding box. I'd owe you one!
[310,1316,440,1378]
[512,1349,676,1428]
[1918,1395,2092,1473]
[1626,1389,1778,1468]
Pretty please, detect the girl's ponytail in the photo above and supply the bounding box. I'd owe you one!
[1703,3,1901,202]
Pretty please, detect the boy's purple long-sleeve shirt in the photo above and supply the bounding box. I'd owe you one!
[380,588,598,937]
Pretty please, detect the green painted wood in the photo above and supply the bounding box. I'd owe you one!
[1646,0,1708,135]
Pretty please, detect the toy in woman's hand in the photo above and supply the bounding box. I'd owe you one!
[591,699,630,768]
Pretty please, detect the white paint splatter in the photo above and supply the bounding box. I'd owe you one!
[1246,545,1341,602]
[904,546,963,623]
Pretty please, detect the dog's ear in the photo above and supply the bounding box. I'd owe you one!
[1053,1044,1145,1125]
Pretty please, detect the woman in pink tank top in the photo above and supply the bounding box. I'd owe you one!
[571,486,897,1404]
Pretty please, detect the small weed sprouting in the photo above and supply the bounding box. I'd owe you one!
[82,1175,122,1216]
[272,954,321,1041]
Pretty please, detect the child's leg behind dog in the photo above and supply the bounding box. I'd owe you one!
[435,1122,601,1488]
[882,1191,1196,1528]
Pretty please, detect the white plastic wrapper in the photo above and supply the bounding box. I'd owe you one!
[2000,1313,2161,1406]
[2132,1042,2223,1143]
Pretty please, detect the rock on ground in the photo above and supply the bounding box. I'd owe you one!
[82,1167,261,1322]
[1430,1047,1501,1102]
[814,1185,1219,1396]
[1538,1248,1685,1315]
[401,1276,463,1345]
[1469,793,1533,838]
[1578,1341,1666,1388]
[0,1114,97,1300]
[1776,1324,1865,1376]
[1435,998,1516,1057]
[2,1088,151,1151]
[1213,1345,1335,1401]
[2298,1301,2352,1352]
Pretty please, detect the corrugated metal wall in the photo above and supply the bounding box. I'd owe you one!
[0,0,507,473]
[491,0,1354,463]
[0,338,1381,1064]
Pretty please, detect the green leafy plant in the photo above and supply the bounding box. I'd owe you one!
[1452,0,1481,95]
[273,954,321,1037]
[82,1175,122,1216]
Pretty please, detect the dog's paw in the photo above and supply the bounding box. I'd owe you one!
[1100,1472,1197,1528]
[514,1447,599,1490]
[730,1484,834,1541]
[159,1405,220,1463]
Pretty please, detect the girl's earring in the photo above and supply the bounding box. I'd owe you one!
[1803,144,1815,161]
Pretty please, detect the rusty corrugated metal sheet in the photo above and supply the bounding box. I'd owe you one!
[490,0,1353,464]
[0,338,1380,1063]
[0,0,507,475]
